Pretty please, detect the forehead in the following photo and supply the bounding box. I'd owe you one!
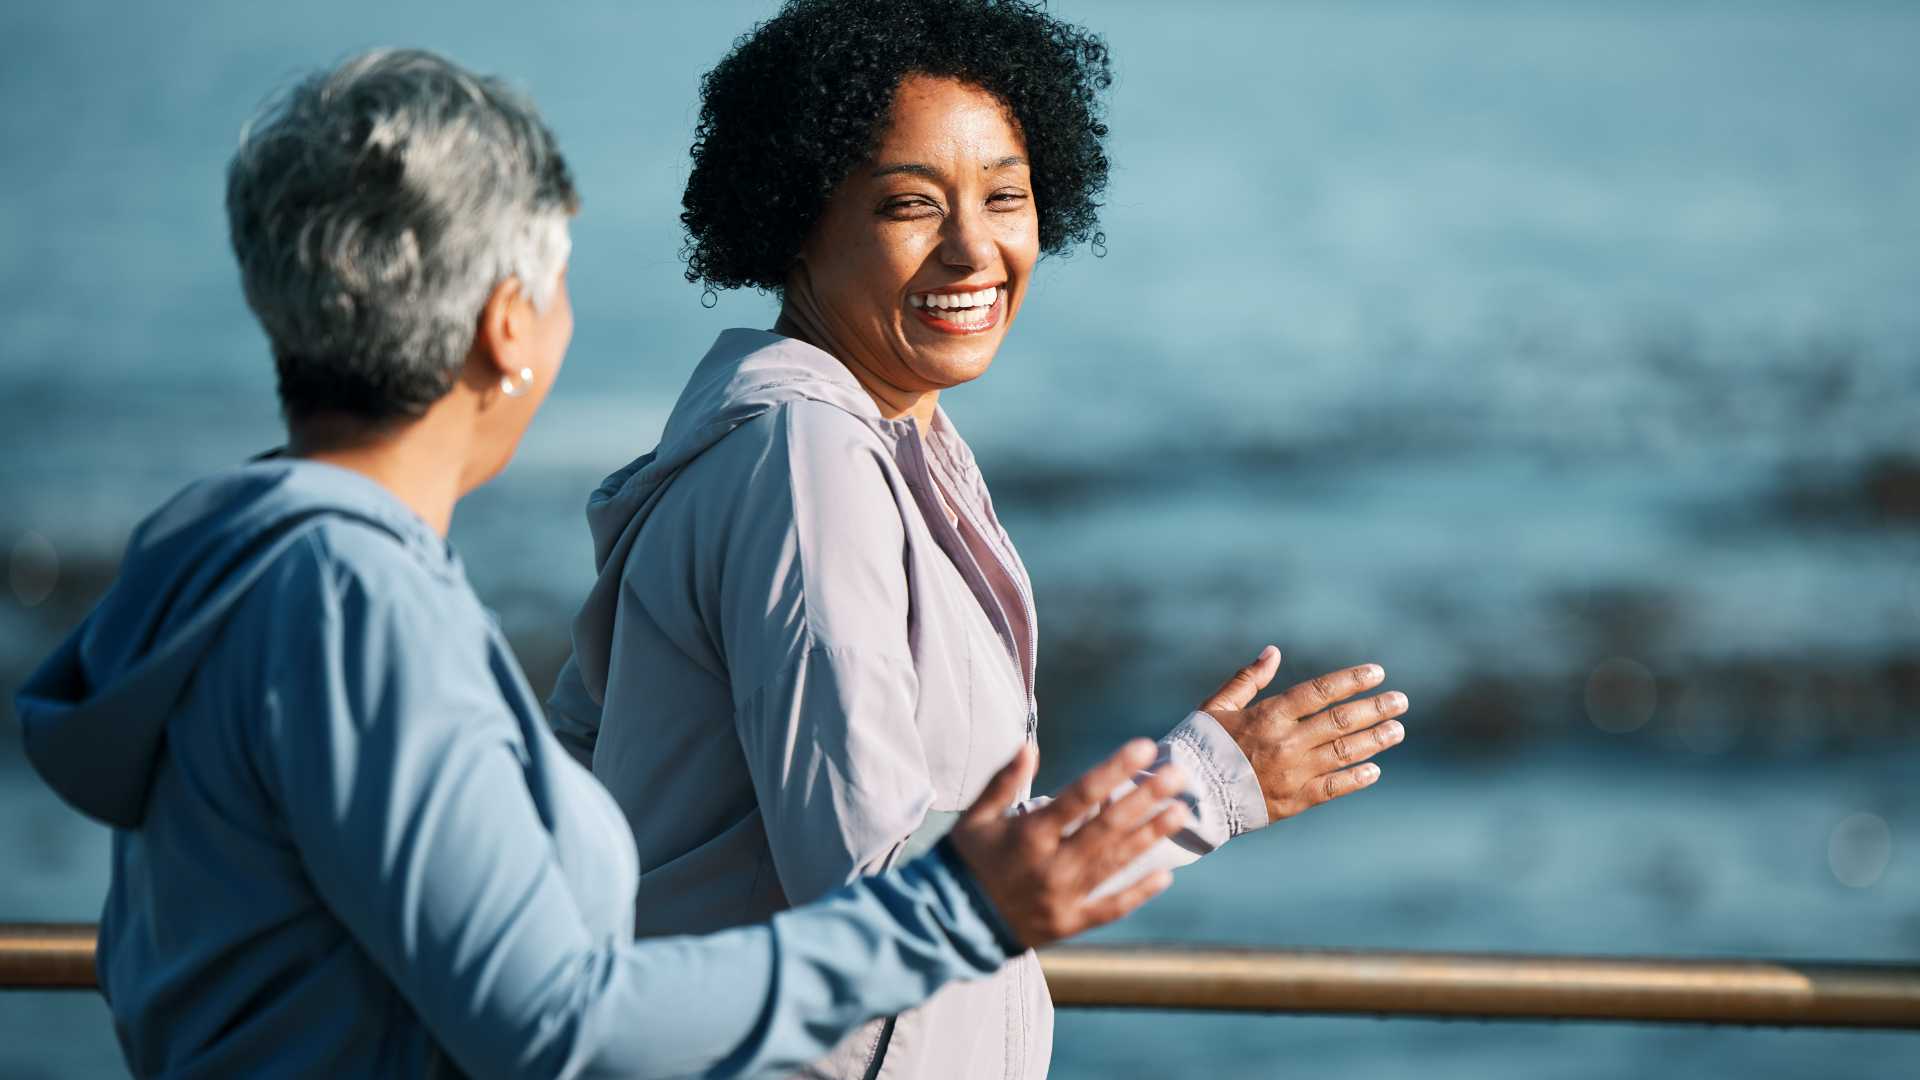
[871,74,1027,166]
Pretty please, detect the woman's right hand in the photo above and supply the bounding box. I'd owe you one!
[946,740,1188,950]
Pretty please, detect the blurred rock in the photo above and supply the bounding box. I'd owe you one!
[1864,455,1920,522]
[1774,453,1920,528]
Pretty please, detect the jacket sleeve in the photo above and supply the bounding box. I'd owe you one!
[1021,711,1270,900]
[716,403,936,904]
[257,539,1012,1080]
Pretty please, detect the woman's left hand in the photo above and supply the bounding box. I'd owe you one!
[1198,646,1407,823]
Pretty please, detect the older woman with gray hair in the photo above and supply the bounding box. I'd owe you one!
[14,48,1191,1079]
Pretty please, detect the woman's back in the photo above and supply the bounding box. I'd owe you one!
[23,460,639,1076]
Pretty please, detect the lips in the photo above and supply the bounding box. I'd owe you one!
[907,284,1004,335]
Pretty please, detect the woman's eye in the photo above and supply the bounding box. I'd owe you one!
[883,198,941,218]
[988,191,1030,210]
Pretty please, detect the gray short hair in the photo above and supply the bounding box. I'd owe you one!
[227,48,577,423]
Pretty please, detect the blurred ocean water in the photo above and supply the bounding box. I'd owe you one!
[2,1,1917,1077]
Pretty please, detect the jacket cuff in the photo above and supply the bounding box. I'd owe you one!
[1161,710,1270,845]
[933,835,1026,957]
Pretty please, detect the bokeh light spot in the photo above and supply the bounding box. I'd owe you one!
[1828,812,1891,889]
[9,531,59,607]
[1586,656,1656,734]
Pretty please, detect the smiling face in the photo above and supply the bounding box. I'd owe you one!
[784,75,1040,410]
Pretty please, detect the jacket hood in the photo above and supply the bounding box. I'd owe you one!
[15,459,446,828]
[570,329,886,702]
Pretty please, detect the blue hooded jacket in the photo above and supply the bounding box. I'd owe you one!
[16,459,1015,1079]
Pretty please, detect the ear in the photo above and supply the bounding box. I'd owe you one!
[472,276,528,383]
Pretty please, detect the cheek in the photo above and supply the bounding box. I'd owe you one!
[548,305,575,371]
[823,235,922,324]
[1002,227,1041,318]
[1007,216,1040,271]
[997,210,1040,265]
[866,231,930,296]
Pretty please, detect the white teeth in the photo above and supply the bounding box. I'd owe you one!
[912,286,1000,313]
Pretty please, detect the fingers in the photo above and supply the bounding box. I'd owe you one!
[1072,870,1174,934]
[959,742,1037,828]
[1267,663,1386,722]
[1034,738,1157,828]
[1199,644,1282,712]
[1257,689,1404,821]
[1303,762,1383,809]
[1311,717,1406,772]
[1294,690,1408,749]
[1063,761,1187,850]
[1068,799,1190,896]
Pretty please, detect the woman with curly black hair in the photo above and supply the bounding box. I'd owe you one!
[549,2,1411,1075]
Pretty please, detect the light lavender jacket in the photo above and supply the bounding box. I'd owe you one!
[549,329,1269,1079]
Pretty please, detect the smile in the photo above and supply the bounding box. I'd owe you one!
[907,285,1003,335]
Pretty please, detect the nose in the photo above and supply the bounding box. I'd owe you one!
[937,203,996,273]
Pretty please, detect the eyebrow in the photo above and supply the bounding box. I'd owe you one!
[870,155,1029,180]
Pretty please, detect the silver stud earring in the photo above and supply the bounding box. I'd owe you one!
[500,366,535,398]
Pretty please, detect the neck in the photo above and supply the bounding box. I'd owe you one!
[288,409,475,537]
[774,304,939,435]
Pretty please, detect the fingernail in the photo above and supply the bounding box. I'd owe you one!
[1359,763,1381,782]
[1365,664,1385,680]
[1382,720,1404,742]
[1258,645,1279,662]
[1155,764,1188,790]
[1164,805,1190,830]
[1387,691,1408,711]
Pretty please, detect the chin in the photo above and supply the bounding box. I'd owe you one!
[908,338,1004,389]
[933,357,997,388]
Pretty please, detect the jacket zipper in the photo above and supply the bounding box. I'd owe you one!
[914,432,1039,737]
[949,491,1038,737]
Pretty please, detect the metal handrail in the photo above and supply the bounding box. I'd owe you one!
[1042,945,1920,1029]
[0,924,94,991]
[6,924,1918,1029]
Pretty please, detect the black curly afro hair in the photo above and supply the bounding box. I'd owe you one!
[681,0,1113,294]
